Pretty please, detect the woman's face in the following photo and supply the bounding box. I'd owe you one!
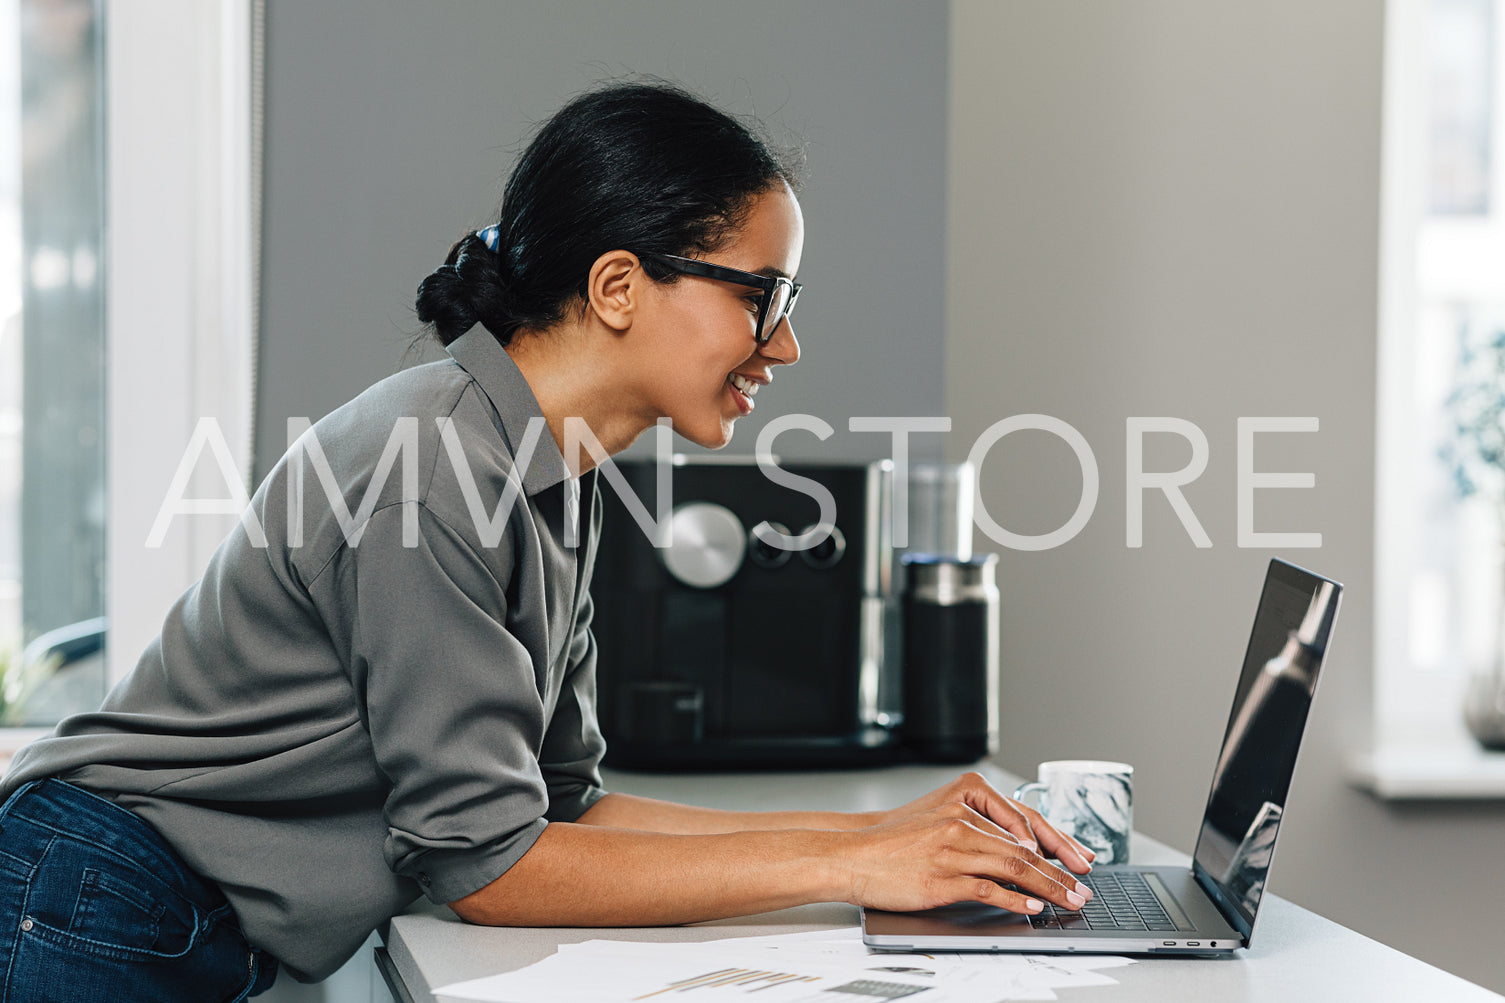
[633,184,804,449]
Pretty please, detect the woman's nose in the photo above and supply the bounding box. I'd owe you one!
[761,316,799,366]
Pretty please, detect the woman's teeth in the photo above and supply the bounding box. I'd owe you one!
[730,374,760,397]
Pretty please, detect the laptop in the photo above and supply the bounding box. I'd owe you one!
[862,557,1342,956]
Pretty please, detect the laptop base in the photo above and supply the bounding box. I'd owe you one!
[861,865,1244,956]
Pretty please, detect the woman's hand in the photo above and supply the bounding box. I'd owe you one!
[871,772,1096,874]
[835,798,1093,916]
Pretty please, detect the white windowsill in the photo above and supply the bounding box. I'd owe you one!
[1348,737,1505,800]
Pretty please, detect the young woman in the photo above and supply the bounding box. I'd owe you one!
[0,82,1092,1000]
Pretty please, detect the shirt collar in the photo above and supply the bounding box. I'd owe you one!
[445,325,572,496]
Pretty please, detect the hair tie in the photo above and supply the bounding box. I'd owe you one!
[476,224,501,251]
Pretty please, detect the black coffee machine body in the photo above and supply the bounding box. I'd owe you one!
[592,457,906,769]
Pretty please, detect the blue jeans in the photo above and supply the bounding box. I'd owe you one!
[0,778,278,1002]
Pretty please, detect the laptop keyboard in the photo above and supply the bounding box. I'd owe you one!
[1029,870,1179,931]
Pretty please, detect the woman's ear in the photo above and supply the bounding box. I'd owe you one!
[585,250,643,332]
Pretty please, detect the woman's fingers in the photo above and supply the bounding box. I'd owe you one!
[1010,804,1096,874]
[940,812,1091,910]
[944,773,1098,874]
[991,848,1090,909]
[960,777,1043,849]
[937,797,1035,850]
[867,774,1105,915]
[947,876,1047,916]
[845,804,1096,916]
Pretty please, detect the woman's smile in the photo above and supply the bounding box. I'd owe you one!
[727,372,763,415]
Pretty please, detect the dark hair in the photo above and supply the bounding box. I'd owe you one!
[415,81,805,348]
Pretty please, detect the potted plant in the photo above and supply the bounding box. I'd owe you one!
[1444,322,1505,750]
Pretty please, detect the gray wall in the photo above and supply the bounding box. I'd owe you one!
[257,0,1505,996]
[948,1,1505,994]
[256,0,949,486]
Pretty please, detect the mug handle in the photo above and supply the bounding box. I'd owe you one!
[1013,780,1046,808]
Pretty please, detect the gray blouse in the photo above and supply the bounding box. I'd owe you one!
[0,326,608,982]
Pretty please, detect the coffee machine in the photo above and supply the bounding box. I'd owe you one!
[591,456,907,769]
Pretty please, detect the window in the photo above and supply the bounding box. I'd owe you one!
[1,0,259,739]
[1375,0,1505,759]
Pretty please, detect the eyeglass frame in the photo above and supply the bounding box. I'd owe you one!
[643,253,802,345]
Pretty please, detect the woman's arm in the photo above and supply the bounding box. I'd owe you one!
[574,792,879,833]
[448,806,1085,928]
[448,822,846,926]
[573,772,1096,871]
[449,773,1097,928]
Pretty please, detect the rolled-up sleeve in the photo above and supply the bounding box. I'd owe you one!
[539,589,608,823]
[343,502,551,905]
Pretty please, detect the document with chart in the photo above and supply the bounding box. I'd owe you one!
[433,927,1133,1003]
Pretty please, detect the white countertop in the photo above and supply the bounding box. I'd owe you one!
[380,762,1502,1002]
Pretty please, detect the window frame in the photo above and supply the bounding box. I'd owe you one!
[104,0,261,689]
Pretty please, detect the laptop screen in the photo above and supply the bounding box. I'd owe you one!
[1190,559,1341,936]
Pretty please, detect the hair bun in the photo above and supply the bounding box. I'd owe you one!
[415,260,478,340]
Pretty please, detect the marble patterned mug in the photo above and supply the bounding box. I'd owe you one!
[1013,760,1133,865]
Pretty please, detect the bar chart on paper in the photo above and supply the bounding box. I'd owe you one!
[432,928,1132,1002]
[437,955,936,1003]
[636,967,928,1000]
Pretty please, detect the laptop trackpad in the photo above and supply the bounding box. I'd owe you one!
[863,901,1035,938]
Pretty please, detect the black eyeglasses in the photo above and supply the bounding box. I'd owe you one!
[645,253,802,344]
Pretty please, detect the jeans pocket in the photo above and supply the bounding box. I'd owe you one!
[24,843,201,961]
[66,867,171,951]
